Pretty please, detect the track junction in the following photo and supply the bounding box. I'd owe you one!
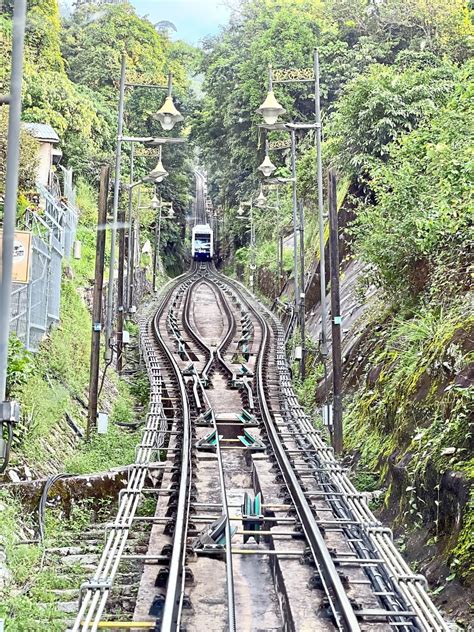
[72,263,448,632]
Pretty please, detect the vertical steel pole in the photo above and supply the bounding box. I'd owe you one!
[156,196,163,282]
[250,202,255,292]
[299,200,306,380]
[290,129,299,316]
[314,49,328,358]
[104,52,126,362]
[125,143,134,312]
[116,206,125,373]
[328,170,343,455]
[129,186,140,309]
[87,166,109,439]
[0,0,27,404]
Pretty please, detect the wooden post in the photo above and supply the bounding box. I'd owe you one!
[87,166,109,439]
[328,169,343,455]
[116,207,126,373]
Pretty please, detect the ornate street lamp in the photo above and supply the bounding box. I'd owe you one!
[256,65,286,125]
[258,139,276,177]
[147,146,169,183]
[255,184,266,208]
[154,72,184,131]
[151,194,160,209]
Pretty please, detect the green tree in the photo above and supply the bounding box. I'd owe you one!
[351,61,473,300]
[327,57,457,178]
[0,108,39,195]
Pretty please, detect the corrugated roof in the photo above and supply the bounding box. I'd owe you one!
[23,122,60,143]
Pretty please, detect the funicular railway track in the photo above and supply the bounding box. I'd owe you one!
[72,263,448,632]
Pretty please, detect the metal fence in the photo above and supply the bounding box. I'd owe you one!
[9,179,79,352]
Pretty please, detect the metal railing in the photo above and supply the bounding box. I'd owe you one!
[8,181,78,352]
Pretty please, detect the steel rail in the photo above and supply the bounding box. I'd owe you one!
[221,267,448,631]
[179,272,237,632]
[152,281,193,631]
[72,268,196,632]
[211,269,360,631]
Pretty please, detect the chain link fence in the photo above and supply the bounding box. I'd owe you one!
[9,175,78,352]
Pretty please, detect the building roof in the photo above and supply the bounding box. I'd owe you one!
[23,122,60,143]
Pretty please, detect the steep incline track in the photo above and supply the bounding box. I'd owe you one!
[71,264,448,632]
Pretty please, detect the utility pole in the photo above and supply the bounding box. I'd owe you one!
[104,52,126,361]
[279,234,283,292]
[116,206,125,373]
[328,169,343,455]
[0,0,27,472]
[314,49,328,357]
[298,200,306,380]
[129,186,140,310]
[87,166,109,439]
[125,144,135,313]
[290,128,299,312]
[152,199,160,293]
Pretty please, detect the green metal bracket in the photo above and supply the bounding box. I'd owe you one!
[241,491,263,543]
[238,429,265,451]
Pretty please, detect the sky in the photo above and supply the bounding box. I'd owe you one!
[63,1,232,44]
[133,1,232,43]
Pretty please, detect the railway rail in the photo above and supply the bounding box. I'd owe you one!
[71,263,448,632]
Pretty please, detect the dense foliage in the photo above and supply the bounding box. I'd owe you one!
[352,62,473,299]
[1,0,197,275]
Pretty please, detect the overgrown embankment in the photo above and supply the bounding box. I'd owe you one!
[0,181,149,630]
[3,181,141,479]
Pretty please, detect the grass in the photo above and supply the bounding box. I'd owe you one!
[0,491,113,631]
[63,376,142,475]
[344,295,473,580]
[11,278,91,466]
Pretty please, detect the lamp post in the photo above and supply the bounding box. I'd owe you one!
[153,197,175,292]
[256,54,329,381]
[104,55,181,362]
[0,0,27,472]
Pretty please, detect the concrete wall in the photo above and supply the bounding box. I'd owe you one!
[36,141,53,188]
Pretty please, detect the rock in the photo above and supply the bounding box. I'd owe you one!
[441,447,457,456]
[8,469,21,483]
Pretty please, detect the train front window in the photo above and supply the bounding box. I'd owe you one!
[195,234,211,250]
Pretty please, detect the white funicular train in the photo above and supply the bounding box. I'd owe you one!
[191,224,214,261]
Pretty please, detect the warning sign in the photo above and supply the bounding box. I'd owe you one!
[0,230,32,284]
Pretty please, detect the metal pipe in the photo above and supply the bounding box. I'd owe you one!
[298,200,306,380]
[104,52,126,361]
[0,0,27,469]
[129,187,141,310]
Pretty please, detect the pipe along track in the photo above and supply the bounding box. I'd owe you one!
[72,263,448,632]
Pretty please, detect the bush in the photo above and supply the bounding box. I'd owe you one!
[6,335,33,397]
[351,61,473,300]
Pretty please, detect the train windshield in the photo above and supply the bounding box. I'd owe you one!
[195,234,211,250]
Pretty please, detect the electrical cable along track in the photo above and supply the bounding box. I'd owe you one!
[72,263,448,632]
